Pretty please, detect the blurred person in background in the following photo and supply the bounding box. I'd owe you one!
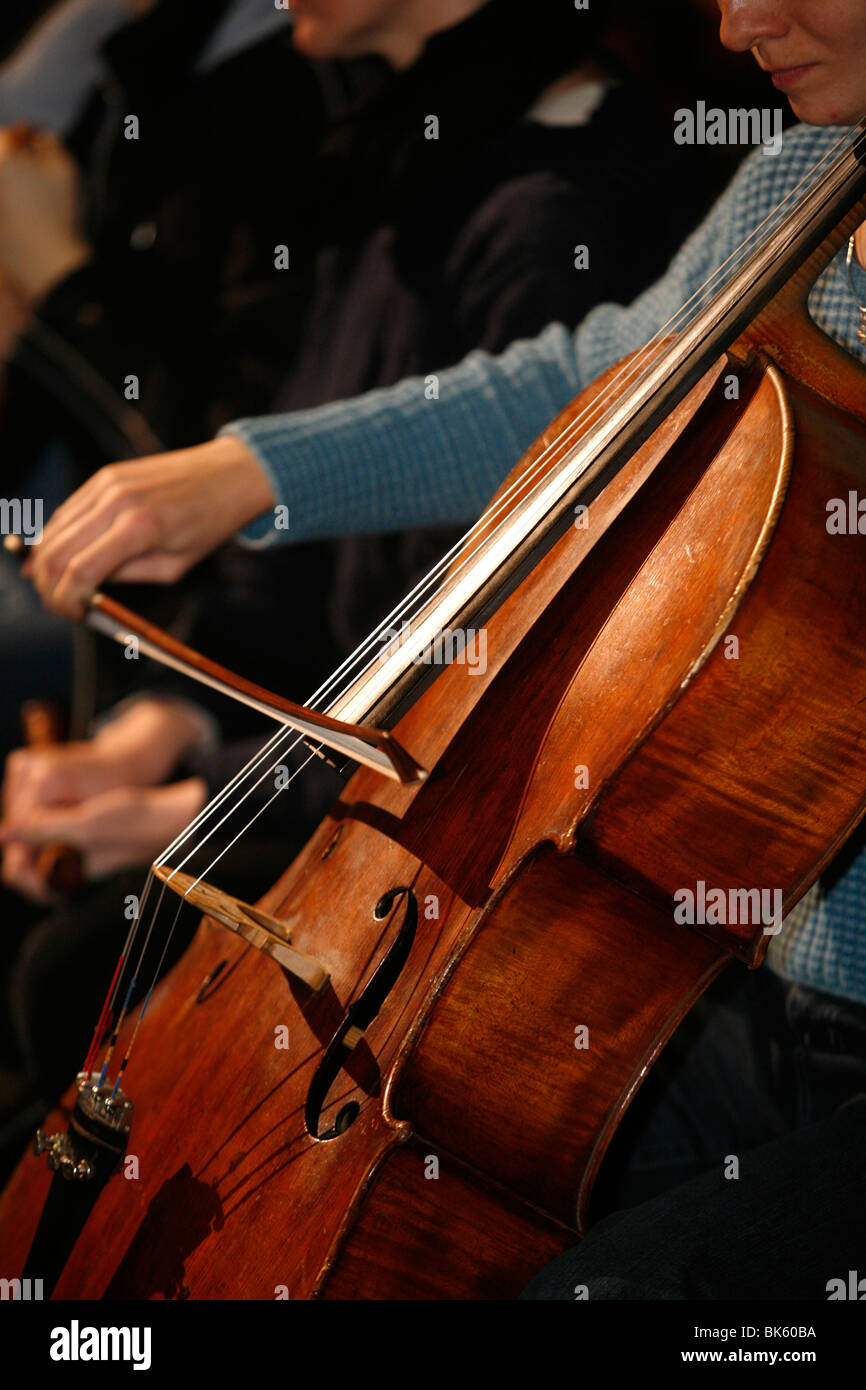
[0,3,54,60]
[0,0,334,753]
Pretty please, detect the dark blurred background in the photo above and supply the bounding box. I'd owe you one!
[0,3,54,59]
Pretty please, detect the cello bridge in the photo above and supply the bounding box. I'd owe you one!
[153,865,329,993]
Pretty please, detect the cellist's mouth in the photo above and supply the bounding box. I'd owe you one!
[767,64,818,90]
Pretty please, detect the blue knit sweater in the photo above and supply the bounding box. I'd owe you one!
[224,123,866,1005]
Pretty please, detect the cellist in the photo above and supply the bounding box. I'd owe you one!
[13,0,866,1297]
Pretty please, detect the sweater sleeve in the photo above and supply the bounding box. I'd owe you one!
[224,136,799,549]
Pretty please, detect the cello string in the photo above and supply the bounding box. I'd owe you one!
[94,869,161,1085]
[80,891,148,1077]
[109,894,187,1097]
[82,727,293,1074]
[163,743,317,885]
[109,751,320,1087]
[99,734,328,1085]
[180,752,317,892]
[92,725,323,1079]
[93,126,863,1084]
[87,717,337,1079]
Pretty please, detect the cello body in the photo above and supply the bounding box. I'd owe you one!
[1,275,866,1300]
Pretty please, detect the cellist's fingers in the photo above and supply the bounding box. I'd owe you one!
[33,511,190,615]
[27,438,276,618]
[25,460,131,570]
[34,507,160,619]
[32,453,131,537]
[24,469,134,596]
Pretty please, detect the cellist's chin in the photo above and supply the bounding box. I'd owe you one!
[781,74,866,129]
[787,98,866,127]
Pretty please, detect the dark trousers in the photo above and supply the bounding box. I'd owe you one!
[522,966,866,1299]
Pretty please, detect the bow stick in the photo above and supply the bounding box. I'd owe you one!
[4,537,427,785]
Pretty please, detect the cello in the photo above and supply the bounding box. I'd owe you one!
[0,123,865,1301]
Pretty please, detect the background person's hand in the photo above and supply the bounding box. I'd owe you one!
[0,699,214,901]
[0,778,207,899]
[4,697,213,804]
[0,125,91,302]
[26,436,276,619]
[0,267,32,362]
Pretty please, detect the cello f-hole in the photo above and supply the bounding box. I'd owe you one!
[305,887,418,1140]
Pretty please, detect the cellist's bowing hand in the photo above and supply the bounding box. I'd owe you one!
[25,435,276,619]
[0,778,207,902]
